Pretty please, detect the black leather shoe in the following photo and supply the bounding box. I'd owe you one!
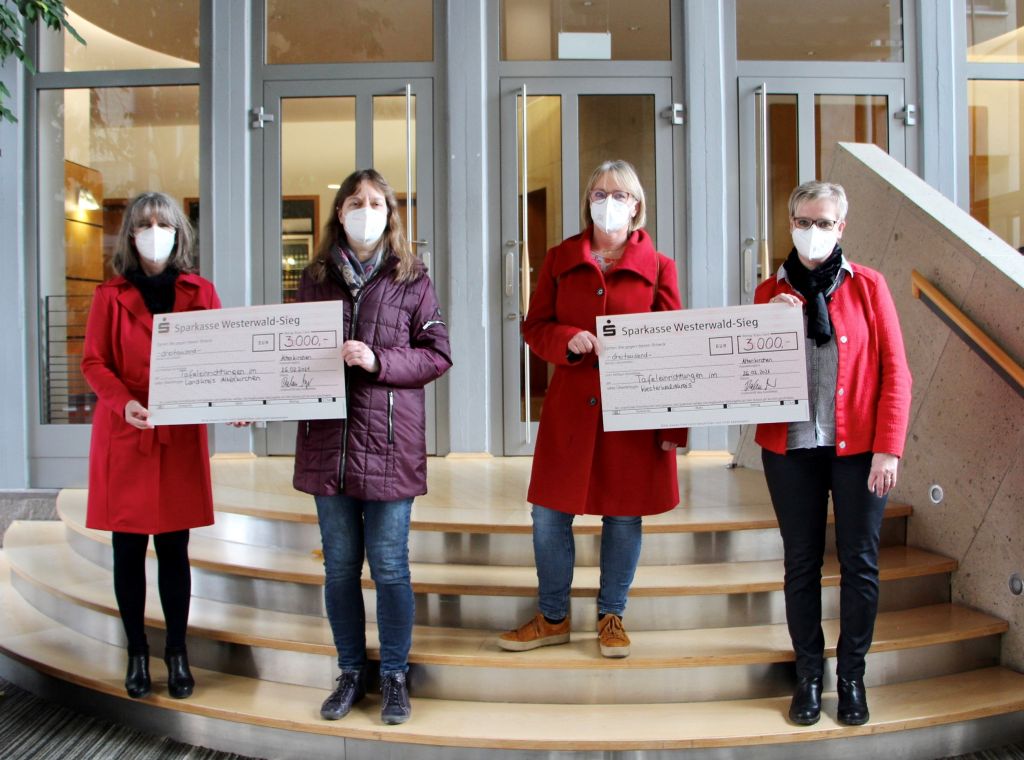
[788,675,823,725]
[125,654,151,699]
[380,672,411,725]
[837,677,869,725]
[165,652,195,699]
[320,670,366,720]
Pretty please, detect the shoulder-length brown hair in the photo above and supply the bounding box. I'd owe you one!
[307,168,418,284]
[111,192,197,275]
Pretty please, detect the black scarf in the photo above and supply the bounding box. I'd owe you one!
[782,246,843,347]
[125,266,180,315]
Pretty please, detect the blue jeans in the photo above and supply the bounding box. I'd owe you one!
[314,494,414,676]
[531,504,642,620]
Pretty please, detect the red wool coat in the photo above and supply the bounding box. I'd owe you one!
[81,273,220,534]
[523,228,687,516]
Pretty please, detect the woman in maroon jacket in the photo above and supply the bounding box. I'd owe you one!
[82,192,220,701]
[293,169,451,726]
[498,160,686,659]
[755,181,911,727]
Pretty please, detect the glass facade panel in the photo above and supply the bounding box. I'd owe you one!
[814,94,889,180]
[767,95,799,271]
[37,86,200,424]
[266,0,433,64]
[39,0,199,71]
[373,95,417,247]
[519,95,561,423]
[737,0,903,62]
[501,0,670,61]
[579,94,656,246]
[279,98,357,303]
[967,0,1024,62]
[969,80,1024,250]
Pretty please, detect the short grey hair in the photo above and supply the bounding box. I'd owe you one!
[581,159,647,232]
[788,181,848,222]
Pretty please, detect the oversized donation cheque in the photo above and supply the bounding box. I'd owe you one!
[148,301,346,425]
[597,303,809,431]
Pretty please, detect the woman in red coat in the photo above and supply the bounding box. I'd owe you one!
[499,160,686,658]
[82,192,221,701]
[755,181,911,727]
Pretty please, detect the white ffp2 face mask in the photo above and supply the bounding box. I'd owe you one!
[791,226,838,262]
[590,198,632,234]
[134,225,176,264]
[343,207,388,247]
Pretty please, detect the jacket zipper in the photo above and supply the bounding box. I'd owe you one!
[387,390,395,444]
[338,296,361,488]
[336,263,387,488]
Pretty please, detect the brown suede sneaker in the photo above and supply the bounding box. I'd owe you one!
[497,613,571,651]
[597,613,630,658]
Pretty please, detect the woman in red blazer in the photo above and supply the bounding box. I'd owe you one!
[755,181,912,727]
[498,160,686,659]
[82,192,222,701]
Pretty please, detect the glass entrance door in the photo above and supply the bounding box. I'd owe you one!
[260,79,433,455]
[737,77,907,301]
[500,78,676,455]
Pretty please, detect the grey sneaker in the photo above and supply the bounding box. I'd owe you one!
[380,671,411,725]
[320,670,365,720]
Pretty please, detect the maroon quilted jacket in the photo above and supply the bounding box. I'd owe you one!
[292,255,452,500]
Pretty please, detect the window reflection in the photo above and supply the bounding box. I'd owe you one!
[737,0,903,62]
[501,0,670,61]
[814,95,889,179]
[969,80,1024,251]
[266,0,433,64]
[767,95,798,272]
[280,98,356,303]
[519,95,561,423]
[373,95,417,243]
[38,86,200,424]
[578,95,656,245]
[40,0,199,71]
[967,0,1024,62]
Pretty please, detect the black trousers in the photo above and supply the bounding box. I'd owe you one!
[111,530,191,657]
[762,447,888,680]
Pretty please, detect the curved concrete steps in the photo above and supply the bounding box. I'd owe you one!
[3,520,1006,704]
[2,453,1022,758]
[3,555,1023,754]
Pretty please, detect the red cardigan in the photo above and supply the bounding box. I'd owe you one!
[754,263,912,457]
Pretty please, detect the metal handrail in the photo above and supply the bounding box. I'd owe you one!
[911,269,1023,397]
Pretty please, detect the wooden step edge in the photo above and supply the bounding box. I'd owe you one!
[2,531,998,671]
[2,553,1021,750]
[53,508,957,596]
[2,609,1023,750]
[208,499,913,535]
[58,488,913,535]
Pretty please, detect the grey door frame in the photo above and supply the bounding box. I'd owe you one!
[736,76,908,304]
[499,76,677,456]
[256,78,436,456]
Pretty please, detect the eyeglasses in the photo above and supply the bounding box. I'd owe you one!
[792,217,840,231]
[590,189,632,204]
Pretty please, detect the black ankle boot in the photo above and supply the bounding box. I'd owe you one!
[788,674,823,725]
[837,677,869,725]
[165,651,195,699]
[125,654,151,698]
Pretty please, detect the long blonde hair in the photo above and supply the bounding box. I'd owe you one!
[111,192,197,275]
[308,169,418,284]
